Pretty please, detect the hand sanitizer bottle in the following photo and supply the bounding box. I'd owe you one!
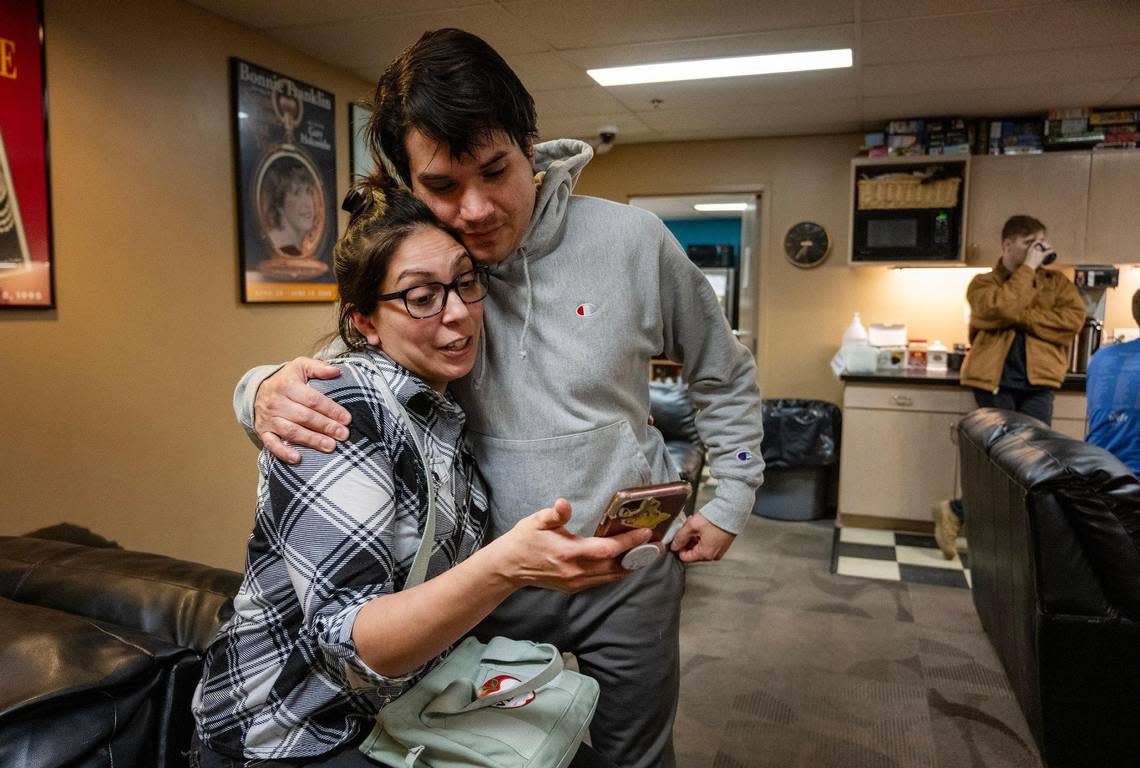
[842,312,869,346]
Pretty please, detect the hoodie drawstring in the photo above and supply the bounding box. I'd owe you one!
[518,248,533,360]
[472,326,487,390]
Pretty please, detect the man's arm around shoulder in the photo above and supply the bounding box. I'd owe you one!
[233,356,351,463]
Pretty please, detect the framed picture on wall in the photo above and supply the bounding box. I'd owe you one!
[231,58,337,303]
[349,102,375,182]
[0,0,54,308]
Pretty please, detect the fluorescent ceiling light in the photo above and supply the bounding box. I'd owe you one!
[588,48,853,87]
[694,203,748,212]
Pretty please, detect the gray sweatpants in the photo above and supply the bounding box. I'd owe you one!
[473,552,685,768]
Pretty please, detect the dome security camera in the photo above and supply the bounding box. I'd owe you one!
[595,125,619,154]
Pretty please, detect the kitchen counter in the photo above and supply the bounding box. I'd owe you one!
[841,369,1087,392]
[838,369,1089,530]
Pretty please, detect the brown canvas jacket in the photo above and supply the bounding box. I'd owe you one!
[959,259,1085,392]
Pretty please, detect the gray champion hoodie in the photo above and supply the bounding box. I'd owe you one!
[236,139,764,538]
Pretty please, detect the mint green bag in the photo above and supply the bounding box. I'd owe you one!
[359,372,599,768]
[359,636,598,767]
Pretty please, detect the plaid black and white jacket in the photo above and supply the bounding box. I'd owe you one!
[193,349,488,760]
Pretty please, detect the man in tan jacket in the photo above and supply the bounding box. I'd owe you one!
[934,215,1085,557]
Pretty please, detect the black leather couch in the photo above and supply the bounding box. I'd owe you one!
[0,535,241,768]
[649,381,705,513]
[958,408,1140,768]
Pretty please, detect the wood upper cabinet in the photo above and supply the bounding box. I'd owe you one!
[965,153,1091,265]
[1086,150,1140,263]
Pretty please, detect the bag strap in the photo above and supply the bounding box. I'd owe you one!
[424,642,564,715]
[372,369,436,590]
[374,370,565,715]
[403,745,425,767]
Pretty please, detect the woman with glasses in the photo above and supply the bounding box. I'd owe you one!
[190,174,642,767]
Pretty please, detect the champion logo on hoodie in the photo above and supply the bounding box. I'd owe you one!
[576,303,597,317]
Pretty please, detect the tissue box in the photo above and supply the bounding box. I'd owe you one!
[868,323,907,348]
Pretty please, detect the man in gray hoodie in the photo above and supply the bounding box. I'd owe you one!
[235,29,764,768]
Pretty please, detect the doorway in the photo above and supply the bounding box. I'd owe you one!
[628,194,761,356]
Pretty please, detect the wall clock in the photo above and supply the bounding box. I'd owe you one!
[784,221,830,269]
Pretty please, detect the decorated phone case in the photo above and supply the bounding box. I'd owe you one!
[593,480,691,541]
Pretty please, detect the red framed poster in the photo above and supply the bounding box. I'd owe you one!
[0,0,53,308]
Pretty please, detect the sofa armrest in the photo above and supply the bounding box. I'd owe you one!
[649,382,702,447]
[0,537,241,652]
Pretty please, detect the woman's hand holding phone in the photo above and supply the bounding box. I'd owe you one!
[489,498,653,593]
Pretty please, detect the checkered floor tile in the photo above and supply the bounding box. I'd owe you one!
[829,526,971,589]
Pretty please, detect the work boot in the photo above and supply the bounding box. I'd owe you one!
[933,500,960,560]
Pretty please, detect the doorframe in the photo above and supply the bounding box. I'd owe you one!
[626,185,771,395]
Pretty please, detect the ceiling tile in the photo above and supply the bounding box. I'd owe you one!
[533,87,632,119]
[352,49,599,98]
[500,0,853,49]
[864,44,1140,96]
[557,24,856,69]
[186,0,1140,147]
[862,0,1140,65]
[637,98,861,133]
[539,113,655,143]
[861,80,1131,120]
[185,0,493,30]
[644,121,864,143]
[510,52,597,92]
[602,68,860,113]
[861,0,1061,22]
[267,5,551,70]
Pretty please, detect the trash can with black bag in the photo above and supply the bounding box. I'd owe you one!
[753,399,841,521]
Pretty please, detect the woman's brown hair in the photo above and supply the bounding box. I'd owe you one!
[332,170,459,351]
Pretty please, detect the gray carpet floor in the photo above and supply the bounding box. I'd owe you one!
[674,514,1043,768]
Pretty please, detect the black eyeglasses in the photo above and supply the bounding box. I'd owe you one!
[377,267,490,319]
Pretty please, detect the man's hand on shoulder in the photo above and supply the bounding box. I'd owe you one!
[670,513,737,563]
[254,357,350,463]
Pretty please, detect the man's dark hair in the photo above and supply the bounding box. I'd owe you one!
[367,28,538,187]
[1132,287,1140,327]
[1001,214,1046,241]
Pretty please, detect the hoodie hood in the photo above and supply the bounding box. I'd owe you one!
[508,139,593,265]
[476,139,593,370]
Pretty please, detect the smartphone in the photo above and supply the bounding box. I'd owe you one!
[593,480,691,542]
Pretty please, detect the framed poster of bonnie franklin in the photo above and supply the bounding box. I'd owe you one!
[0,0,54,308]
[231,58,337,303]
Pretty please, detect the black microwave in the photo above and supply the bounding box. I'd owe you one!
[851,207,962,263]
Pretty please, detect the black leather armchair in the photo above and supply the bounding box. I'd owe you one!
[0,536,241,768]
[958,408,1140,768]
[649,381,705,514]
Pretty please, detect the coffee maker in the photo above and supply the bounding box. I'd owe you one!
[1070,265,1119,373]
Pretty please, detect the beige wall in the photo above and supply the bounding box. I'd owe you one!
[3,1,1137,572]
[577,136,977,402]
[1105,265,1140,340]
[578,138,1140,402]
[0,0,372,570]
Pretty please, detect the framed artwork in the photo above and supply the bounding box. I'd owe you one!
[0,0,54,308]
[231,58,337,303]
[349,102,375,183]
